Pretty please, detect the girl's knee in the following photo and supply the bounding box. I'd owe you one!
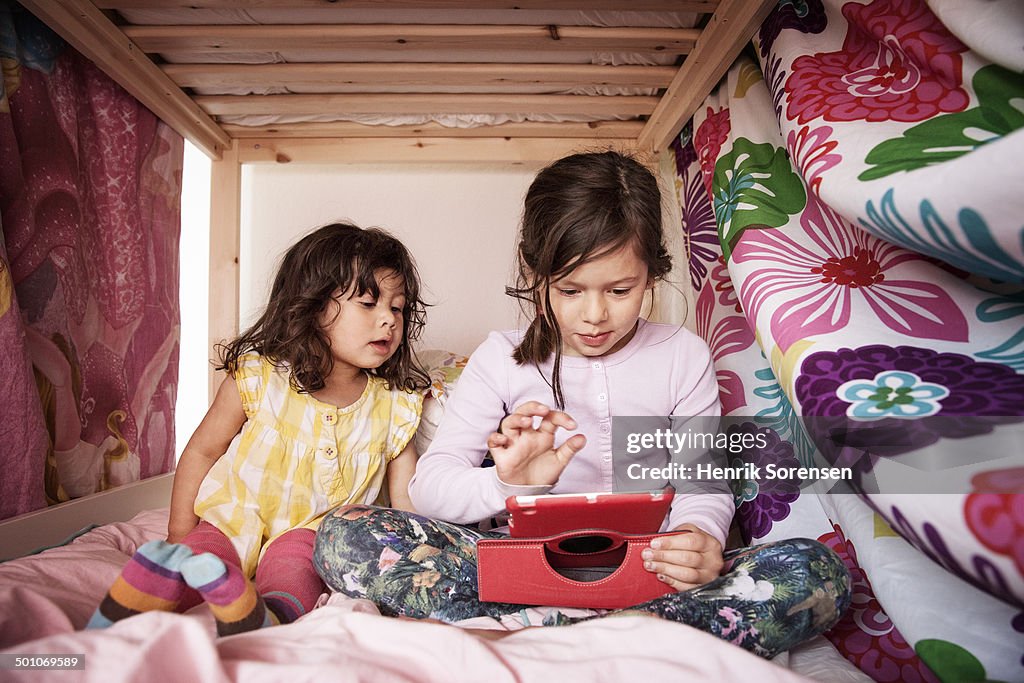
[737,538,851,594]
[747,537,844,567]
[314,505,414,589]
[787,538,850,576]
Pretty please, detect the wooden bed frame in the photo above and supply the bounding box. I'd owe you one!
[3,1,773,553]
[20,0,774,392]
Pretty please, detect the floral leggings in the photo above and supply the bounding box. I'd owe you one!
[313,505,851,659]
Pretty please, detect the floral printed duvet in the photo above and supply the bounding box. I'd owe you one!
[668,0,1024,680]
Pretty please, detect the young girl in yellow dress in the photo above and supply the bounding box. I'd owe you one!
[89,222,429,635]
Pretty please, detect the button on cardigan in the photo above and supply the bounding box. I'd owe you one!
[409,319,734,547]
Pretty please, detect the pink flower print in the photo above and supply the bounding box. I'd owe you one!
[718,605,743,638]
[732,196,968,353]
[843,34,921,99]
[377,546,401,572]
[819,526,939,682]
[965,468,1024,577]
[711,257,743,314]
[696,285,755,363]
[785,0,969,124]
[787,125,841,196]
[732,625,759,646]
[695,284,754,414]
[693,106,731,199]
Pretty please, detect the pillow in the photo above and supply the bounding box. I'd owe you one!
[413,350,468,454]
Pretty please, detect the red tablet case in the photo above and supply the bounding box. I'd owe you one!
[506,490,673,537]
[477,490,679,609]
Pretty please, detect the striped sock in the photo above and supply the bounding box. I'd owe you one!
[86,540,194,629]
[180,552,278,636]
[263,591,307,624]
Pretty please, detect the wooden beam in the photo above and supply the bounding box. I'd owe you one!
[207,141,241,403]
[638,0,777,152]
[236,137,635,164]
[98,1,718,13]
[163,62,677,91]
[124,24,699,55]
[221,120,645,139]
[18,0,230,160]
[197,93,657,117]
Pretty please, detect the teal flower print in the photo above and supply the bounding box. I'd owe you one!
[837,371,948,419]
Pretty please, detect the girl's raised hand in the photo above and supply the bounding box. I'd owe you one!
[641,523,724,591]
[486,401,586,487]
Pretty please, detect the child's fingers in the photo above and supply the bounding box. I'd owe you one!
[659,524,720,553]
[498,413,533,435]
[642,548,703,570]
[554,433,586,464]
[643,554,719,591]
[537,410,578,434]
[486,432,509,449]
[510,401,551,418]
[642,526,725,590]
[500,402,553,436]
[656,571,701,592]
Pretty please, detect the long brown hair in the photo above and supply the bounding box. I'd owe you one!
[508,151,671,407]
[217,222,430,393]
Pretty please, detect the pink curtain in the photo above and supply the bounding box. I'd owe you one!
[0,3,182,520]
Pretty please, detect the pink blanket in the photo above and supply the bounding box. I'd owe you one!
[0,510,822,682]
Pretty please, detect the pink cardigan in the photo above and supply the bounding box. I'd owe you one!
[409,319,734,547]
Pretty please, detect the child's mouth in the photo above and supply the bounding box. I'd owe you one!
[369,339,392,353]
[578,332,611,347]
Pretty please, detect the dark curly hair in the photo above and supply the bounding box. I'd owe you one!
[508,151,672,407]
[217,222,430,393]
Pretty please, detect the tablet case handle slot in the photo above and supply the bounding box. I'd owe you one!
[542,530,629,574]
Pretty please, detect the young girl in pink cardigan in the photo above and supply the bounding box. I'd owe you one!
[314,152,850,658]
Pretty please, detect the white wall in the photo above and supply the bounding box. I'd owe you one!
[177,156,689,458]
[176,142,211,460]
[242,162,543,357]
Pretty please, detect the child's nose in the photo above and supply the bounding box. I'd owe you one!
[581,294,608,323]
[380,310,397,328]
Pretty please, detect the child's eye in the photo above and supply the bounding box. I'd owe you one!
[557,288,579,297]
[611,288,632,296]
[391,306,403,314]
[360,300,376,309]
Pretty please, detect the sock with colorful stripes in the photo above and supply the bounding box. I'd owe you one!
[180,552,278,636]
[262,591,308,624]
[86,540,194,629]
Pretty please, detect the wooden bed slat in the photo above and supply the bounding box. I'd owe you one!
[196,93,659,117]
[638,0,777,152]
[163,63,678,90]
[236,136,633,164]
[97,1,719,13]
[208,140,241,400]
[123,24,699,55]
[221,120,646,139]
[17,0,230,160]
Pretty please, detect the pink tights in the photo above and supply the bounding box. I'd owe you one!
[179,521,325,622]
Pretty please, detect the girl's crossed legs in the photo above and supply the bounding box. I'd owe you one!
[313,505,851,658]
